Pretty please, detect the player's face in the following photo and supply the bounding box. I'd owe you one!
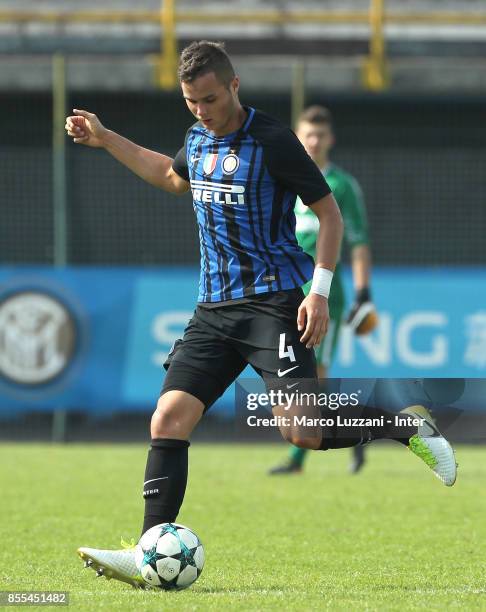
[296,121,334,163]
[181,72,240,136]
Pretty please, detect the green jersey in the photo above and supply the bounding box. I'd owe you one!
[295,163,369,261]
[296,163,369,312]
[295,163,370,367]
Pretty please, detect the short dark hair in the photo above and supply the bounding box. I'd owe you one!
[178,40,235,86]
[297,105,333,128]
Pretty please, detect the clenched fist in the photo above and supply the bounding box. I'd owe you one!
[65,109,108,148]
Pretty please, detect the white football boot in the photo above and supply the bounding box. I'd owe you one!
[401,405,457,486]
[78,539,147,589]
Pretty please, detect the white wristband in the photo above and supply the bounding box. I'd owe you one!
[310,267,333,298]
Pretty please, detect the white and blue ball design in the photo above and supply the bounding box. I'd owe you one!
[135,523,205,590]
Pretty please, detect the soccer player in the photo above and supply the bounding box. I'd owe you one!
[65,41,457,589]
[269,105,377,476]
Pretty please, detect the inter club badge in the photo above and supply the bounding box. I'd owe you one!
[222,154,240,175]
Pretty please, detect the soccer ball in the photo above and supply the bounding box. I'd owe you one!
[135,523,204,590]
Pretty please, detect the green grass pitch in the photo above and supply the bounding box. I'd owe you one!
[2,443,486,610]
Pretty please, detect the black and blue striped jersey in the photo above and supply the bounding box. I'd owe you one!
[172,106,331,303]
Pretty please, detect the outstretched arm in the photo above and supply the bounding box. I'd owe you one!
[65,109,190,195]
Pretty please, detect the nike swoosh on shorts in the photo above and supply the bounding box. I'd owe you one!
[277,365,299,377]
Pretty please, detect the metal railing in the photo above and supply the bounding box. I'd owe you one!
[2,2,486,91]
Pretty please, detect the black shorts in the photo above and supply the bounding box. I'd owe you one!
[161,288,317,410]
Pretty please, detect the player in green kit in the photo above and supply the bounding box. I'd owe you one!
[270,105,378,476]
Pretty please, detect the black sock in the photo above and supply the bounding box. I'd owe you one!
[362,406,416,446]
[141,438,189,537]
[320,437,364,450]
[318,405,417,451]
[318,413,366,451]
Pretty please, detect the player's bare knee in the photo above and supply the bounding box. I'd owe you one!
[151,397,182,438]
[151,392,203,439]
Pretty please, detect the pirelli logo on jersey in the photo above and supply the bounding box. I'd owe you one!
[191,180,246,206]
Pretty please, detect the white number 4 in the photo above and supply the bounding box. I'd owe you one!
[279,333,296,362]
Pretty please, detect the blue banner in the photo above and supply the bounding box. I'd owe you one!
[333,268,486,378]
[0,266,485,415]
